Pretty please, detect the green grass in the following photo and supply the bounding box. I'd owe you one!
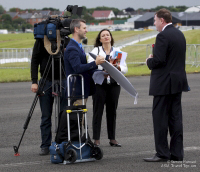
[0,29,200,82]
[0,68,31,82]
[121,45,148,63]
[133,29,200,45]
[0,33,35,48]
[0,30,151,48]
[0,62,30,68]
[125,64,200,77]
[1,63,198,83]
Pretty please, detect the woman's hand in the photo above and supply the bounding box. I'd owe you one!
[109,58,115,64]
[109,58,121,71]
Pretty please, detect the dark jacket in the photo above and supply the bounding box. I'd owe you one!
[147,25,189,96]
[31,39,65,84]
[64,39,97,99]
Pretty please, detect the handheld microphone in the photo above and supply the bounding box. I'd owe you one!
[152,44,154,57]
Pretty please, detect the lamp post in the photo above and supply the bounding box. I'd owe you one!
[186,12,187,26]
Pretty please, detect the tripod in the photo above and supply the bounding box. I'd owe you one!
[13,50,66,156]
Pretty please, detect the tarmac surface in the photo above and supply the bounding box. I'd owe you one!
[0,74,199,172]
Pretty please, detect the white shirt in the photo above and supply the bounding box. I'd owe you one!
[162,23,172,31]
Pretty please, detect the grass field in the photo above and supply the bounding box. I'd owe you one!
[0,30,151,48]
[133,29,200,45]
[0,33,35,48]
[0,29,200,82]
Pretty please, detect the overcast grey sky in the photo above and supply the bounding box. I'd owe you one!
[0,0,199,11]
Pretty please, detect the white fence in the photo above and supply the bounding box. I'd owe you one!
[83,44,200,66]
[0,44,200,68]
[0,48,32,68]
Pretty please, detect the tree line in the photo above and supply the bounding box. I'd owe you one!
[0,5,188,31]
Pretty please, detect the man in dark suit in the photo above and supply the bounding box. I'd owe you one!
[64,19,105,105]
[143,9,189,162]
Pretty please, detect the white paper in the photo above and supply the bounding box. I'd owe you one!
[111,51,127,66]
[120,52,127,66]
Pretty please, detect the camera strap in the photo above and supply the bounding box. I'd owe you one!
[44,30,61,55]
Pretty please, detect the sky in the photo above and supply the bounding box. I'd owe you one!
[0,0,199,11]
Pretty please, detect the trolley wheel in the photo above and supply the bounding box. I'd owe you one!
[91,147,103,160]
[65,149,77,163]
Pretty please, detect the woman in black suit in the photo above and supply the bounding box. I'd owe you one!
[88,29,128,147]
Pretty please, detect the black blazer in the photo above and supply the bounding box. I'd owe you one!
[147,25,188,96]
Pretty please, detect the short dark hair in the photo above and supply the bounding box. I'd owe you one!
[70,19,86,34]
[155,8,172,23]
[94,29,114,47]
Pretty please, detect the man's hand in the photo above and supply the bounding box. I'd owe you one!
[95,55,105,65]
[31,84,38,93]
[146,54,153,65]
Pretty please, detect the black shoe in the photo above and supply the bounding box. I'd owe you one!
[39,147,50,156]
[170,156,183,161]
[109,142,121,147]
[143,155,168,162]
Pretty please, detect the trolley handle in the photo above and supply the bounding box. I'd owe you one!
[67,74,85,106]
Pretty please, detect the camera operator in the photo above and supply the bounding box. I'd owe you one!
[31,38,67,155]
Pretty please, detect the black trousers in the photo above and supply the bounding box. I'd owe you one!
[152,92,183,160]
[92,83,120,140]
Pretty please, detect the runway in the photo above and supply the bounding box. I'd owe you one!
[0,74,199,172]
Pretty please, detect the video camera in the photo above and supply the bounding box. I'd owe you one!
[33,5,83,54]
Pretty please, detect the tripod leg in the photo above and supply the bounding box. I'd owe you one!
[53,83,61,133]
[13,94,39,156]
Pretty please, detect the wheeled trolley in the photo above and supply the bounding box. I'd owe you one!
[50,74,103,164]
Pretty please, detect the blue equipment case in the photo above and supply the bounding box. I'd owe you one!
[50,141,95,164]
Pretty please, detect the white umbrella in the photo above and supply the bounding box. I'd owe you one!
[89,53,138,104]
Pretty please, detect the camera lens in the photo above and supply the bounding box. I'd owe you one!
[67,5,73,12]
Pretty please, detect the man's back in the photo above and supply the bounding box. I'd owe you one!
[149,25,188,95]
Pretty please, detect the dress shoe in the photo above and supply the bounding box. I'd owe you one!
[39,147,50,156]
[170,155,183,161]
[143,155,168,162]
[109,142,121,147]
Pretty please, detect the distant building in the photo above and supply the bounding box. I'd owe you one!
[127,15,143,27]
[92,10,115,20]
[117,11,130,18]
[178,12,200,26]
[117,9,144,18]
[134,12,156,29]
[20,12,37,25]
[29,12,43,26]
[6,10,62,26]
[6,12,19,19]
[99,20,114,25]
[134,12,200,29]
[185,6,200,13]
